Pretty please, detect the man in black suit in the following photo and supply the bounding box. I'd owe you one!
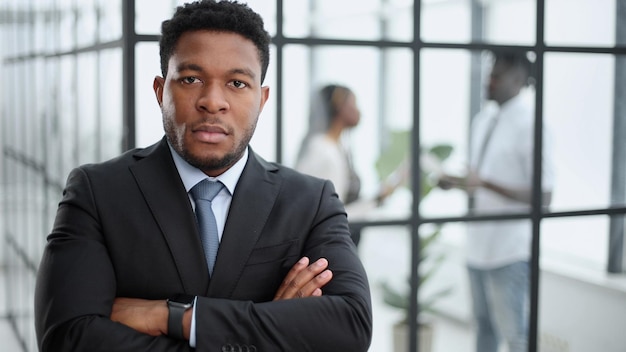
[34,1,372,351]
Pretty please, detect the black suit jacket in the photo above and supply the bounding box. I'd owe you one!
[34,138,372,351]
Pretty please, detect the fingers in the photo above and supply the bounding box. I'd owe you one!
[273,257,309,299]
[273,257,332,300]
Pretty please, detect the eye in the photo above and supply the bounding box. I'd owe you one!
[181,76,200,84]
[230,80,247,89]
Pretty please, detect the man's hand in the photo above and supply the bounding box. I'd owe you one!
[438,171,482,193]
[273,257,333,300]
[110,297,169,337]
[437,173,465,190]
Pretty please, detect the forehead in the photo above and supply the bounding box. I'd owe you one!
[170,30,261,75]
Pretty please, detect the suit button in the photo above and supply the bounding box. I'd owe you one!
[249,346,257,352]
[221,344,233,352]
[234,344,242,352]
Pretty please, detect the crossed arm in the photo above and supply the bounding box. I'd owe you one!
[110,256,333,339]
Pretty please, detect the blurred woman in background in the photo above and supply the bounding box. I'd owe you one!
[296,84,400,245]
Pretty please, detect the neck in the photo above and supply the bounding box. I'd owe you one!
[497,93,518,106]
[326,123,344,142]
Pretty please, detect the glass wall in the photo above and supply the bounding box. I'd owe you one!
[279,1,626,351]
[1,1,625,351]
[1,1,123,350]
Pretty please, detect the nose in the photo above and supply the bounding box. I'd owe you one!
[197,83,230,113]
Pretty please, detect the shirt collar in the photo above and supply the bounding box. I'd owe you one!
[167,141,248,196]
[498,92,526,113]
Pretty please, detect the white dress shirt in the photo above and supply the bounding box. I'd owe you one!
[466,93,555,269]
[168,142,248,347]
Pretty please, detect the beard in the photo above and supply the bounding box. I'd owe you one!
[179,142,247,173]
[164,116,257,174]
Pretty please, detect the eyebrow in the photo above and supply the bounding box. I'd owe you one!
[229,68,257,81]
[176,62,203,73]
[175,63,257,80]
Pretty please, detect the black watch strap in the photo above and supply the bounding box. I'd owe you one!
[167,304,185,340]
[167,294,194,340]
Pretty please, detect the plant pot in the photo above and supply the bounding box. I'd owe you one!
[392,320,434,352]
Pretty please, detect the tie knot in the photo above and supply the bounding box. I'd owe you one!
[190,179,224,202]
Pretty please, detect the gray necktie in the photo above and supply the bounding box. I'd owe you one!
[190,179,224,276]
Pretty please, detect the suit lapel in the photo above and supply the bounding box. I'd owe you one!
[129,138,210,294]
[209,150,281,298]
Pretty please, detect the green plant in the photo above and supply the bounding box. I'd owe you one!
[375,130,454,321]
[379,226,454,321]
[375,130,453,198]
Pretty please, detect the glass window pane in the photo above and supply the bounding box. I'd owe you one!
[135,42,163,147]
[22,60,35,161]
[284,0,390,41]
[33,2,48,53]
[540,216,626,352]
[544,53,615,211]
[33,58,46,163]
[384,0,414,42]
[280,44,311,167]
[545,0,617,46]
[59,55,77,175]
[77,52,98,164]
[359,225,413,351]
[43,1,58,53]
[135,0,177,35]
[136,0,276,36]
[420,49,472,217]
[59,0,75,52]
[421,0,472,43]
[249,45,277,162]
[76,2,97,47]
[45,58,64,184]
[421,0,536,45]
[100,48,123,160]
[484,0,536,45]
[542,216,608,271]
[99,0,123,42]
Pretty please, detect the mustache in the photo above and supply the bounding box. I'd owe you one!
[191,118,232,135]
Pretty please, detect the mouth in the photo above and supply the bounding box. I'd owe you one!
[192,124,229,143]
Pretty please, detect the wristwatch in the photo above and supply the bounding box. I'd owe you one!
[166,294,195,340]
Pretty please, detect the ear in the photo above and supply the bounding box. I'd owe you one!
[153,76,165,107]
[258,86,270,112]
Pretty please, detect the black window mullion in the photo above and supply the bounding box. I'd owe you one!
[122,0,136,150]
[608,0,626,274]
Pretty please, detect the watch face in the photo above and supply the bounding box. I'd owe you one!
[168,294,195,306]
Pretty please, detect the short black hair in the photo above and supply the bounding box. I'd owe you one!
[319,84,352,122]
[492,50,534,85]
[159,0,271,83]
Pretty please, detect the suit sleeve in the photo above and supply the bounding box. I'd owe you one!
[34,167,191,352]
[194,179,373,352]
